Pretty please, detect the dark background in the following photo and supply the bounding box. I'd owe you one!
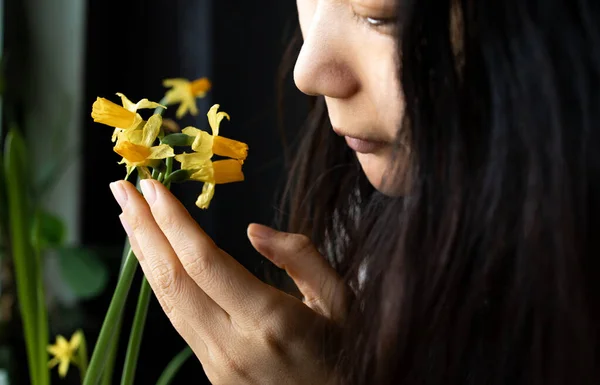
[77,0,305,384]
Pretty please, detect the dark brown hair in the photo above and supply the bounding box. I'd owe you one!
[280,0,600,384]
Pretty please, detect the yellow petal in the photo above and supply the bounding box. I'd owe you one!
[118,128,144,146]
[56,336,69,348]
[48,357,60,368]
[111,113,143,143]
[189,163,214,182]
[69,331,82,350]
[175,152,212,171]
[114,141,152,163]
[212,159,245,184]
[163,79,190,106]
[164,88,186,105]
[188,100,199,116]
[182,126,210,151]
[92,98,137,129]
[190,130,214,157]
[207,104,230,137]
[163,78,189,88]
[47,344,61,356]
[116,92,136,111]
[190,78,212,97]
[142,115,163,147]
[111,128,121,142]
[175,97,198,119]
[213,136,248,160]
[148,144,175,160]
[182,126,201,137]
[58,359,70,378]
[196,182,215,209]
[134,99,165,111]
[175,103,187,119]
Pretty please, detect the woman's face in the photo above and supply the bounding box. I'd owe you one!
[294,0,406,195]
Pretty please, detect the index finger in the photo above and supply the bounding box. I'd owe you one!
[137,179,279,322]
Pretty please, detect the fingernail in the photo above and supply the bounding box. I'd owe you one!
[119,214,133,237]
[140,179,157,205]
[110,182,128,209]
[248,224,278,240]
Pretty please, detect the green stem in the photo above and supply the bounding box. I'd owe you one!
[119,277,151,385]
[0,0,5,143]
[82,249,138,385]
[161,157,174,188]
[100,240,130,385]
[155,347,193,385]
[165,157,173,182]
[153,97,169,116]
[100,322,121,385]
[77,329,89,380]
[33,240,49,385]
[100,225,134,385]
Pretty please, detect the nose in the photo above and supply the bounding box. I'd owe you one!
[293,5,359,99]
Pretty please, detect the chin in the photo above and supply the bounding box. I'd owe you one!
[356,151,409,197]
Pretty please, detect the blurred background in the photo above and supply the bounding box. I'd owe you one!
[0,0,308,383]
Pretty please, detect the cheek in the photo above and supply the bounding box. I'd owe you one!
[376,64,404,138]
[363,40,405,138]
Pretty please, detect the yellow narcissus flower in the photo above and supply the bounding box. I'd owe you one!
[114,114,174,179]
[174,104,248,209]
[48,331,82,378]
[175,154,244,209]
[182,104,248,161]
[162,77,212,119]
[91,93,164,142]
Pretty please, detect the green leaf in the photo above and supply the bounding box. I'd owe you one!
[155,346,193,385]
[31,210,66,251]
[57,247,109,300]
[0,156,7,237]
[160,133,194,147]
[4,128,42,384]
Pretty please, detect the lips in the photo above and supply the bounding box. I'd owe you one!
[333,127,389,154]
[344,136,387,153]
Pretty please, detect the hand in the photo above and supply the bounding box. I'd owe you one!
[109,179,349,385]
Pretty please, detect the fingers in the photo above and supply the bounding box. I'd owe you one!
[119,221,209,358]
[136,179,277,323]
[247,224,350,323]
[110,181,230,338]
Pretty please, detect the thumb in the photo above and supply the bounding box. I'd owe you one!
[247,223,349,323]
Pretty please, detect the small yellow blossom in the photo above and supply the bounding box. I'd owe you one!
[174,104,247,209]
[182,104,248,161]
[175,155,244,209]
[48,331,82,378]
[114,114,175,179]
[162,77,212,119]
[91,93,164,142]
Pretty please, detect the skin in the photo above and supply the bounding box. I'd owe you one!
[295,0,404,194]
[112,0,401,383]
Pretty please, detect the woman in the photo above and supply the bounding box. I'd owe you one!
[109,0,600,384]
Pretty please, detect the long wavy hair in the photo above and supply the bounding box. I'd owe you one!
[279,0,600,384]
